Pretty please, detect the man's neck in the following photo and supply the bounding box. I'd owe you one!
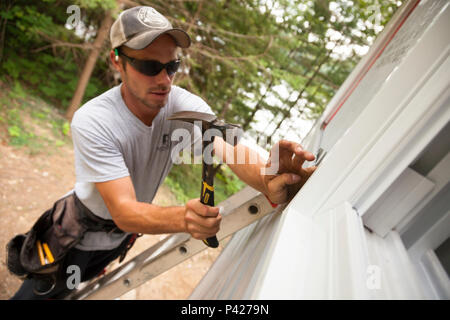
[120,84,159,127]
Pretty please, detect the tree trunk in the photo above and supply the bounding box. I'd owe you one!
[65,11,113,121]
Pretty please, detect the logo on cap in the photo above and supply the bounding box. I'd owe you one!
[137,7,170,29]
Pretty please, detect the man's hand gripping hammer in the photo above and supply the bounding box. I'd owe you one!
[168,111,242,248]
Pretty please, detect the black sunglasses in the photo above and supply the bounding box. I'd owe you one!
[119,51,181,77]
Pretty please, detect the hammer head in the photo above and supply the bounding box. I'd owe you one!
[168,111,242,146]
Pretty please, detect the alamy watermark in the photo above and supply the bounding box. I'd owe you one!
[366,265,381,290]
[66,5,81,29]
[66,264,81,290]
[170,123,280,175]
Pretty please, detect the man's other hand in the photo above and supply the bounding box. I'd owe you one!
[263,140,317,204]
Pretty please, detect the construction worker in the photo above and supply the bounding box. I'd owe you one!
[10,6,316,299]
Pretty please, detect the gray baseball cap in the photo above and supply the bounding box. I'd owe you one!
[110,6,191,50]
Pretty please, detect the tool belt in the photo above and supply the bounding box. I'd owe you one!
[6,192,129,294]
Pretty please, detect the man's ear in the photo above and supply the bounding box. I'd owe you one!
[110,49,121,71]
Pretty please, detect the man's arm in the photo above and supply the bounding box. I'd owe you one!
[95,176,221,239]
[213,137,268,193]
[214,137,316,204]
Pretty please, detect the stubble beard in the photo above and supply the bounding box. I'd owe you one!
[124,73,170,111]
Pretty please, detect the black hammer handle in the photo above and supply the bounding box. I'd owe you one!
[201,139,219,248]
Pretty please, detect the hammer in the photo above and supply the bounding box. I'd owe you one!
[168,111,242,248]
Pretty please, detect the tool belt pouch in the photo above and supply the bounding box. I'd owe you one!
[6,193,90,280]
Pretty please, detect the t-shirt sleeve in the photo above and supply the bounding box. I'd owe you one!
[171,86,215,116]
[170,86,216,148]
[71,122,130,183]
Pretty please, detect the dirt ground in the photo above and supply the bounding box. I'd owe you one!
[0,141,225,300]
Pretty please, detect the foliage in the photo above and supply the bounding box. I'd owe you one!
[165,163,246,205]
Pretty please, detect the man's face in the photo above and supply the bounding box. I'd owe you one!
[114,34,179,111]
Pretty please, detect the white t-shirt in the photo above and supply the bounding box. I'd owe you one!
[70,84,214,250]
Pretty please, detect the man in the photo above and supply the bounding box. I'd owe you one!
[11,6,315,299]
